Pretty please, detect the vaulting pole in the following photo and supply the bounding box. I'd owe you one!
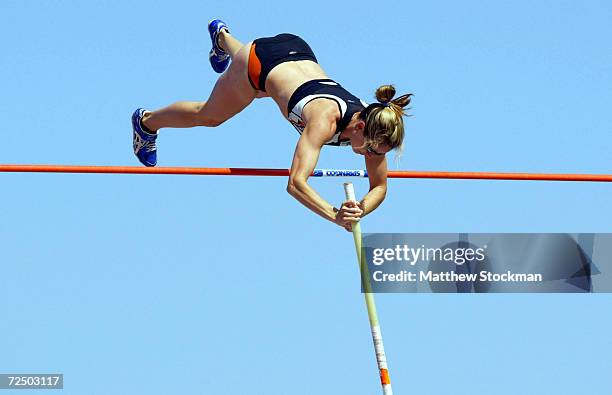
[344,182,393,395]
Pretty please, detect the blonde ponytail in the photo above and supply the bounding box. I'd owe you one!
[362,84,413,155]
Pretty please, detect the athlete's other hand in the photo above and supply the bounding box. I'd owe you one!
[335,200,363,232]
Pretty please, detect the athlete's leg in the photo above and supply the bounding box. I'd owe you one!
[219,30,268,100]
[142,31,259,131]
[218,29,243,58]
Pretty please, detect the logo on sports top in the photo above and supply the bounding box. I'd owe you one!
[289,118,305,129]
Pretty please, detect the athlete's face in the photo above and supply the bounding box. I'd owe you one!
[350,121,392,157]
[352,141,392,158]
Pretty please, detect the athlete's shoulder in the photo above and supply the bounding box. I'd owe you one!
[302,96,342,122]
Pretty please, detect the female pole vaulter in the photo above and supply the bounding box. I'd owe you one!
[131,19,412,231]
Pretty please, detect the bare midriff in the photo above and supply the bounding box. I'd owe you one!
[264,60,331,118]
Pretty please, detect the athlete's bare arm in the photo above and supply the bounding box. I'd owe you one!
[286,107,337,220]
[361,154,388,216]
[286,102,360,229]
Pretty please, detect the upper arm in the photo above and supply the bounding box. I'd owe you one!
[288,104,339,186]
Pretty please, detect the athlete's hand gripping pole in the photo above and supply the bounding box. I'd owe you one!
[343,183,393,395]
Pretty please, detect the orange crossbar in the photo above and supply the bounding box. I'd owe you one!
[1,164,612,182]
[388,170,612,182]
[0,164,288,177]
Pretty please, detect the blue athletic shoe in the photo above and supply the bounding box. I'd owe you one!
[132,108,158,167]
[208,19,230,73]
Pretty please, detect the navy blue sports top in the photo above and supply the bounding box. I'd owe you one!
[286,79,368,146]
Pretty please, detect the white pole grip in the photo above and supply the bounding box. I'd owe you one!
[344,182,357,201]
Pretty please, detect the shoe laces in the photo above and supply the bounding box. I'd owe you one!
[212,47,229,60]
[139,117,157,152]
[142,136,157,152]
[134,131,157,153]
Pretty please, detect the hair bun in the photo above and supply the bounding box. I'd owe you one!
[375,85,396,104]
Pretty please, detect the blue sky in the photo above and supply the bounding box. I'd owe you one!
[1,0,611,394]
